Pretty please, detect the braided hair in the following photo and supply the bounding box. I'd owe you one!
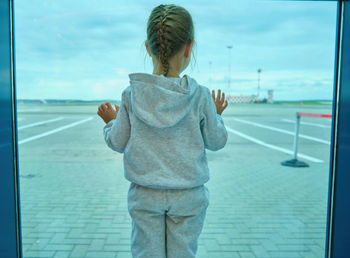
[146,4,194,76]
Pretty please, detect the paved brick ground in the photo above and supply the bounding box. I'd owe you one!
[18,103,331,258]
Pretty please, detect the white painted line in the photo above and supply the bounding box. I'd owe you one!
[18,117,64,130]
[232,118,330,145]
[19,117,93,145]
[225,126,324,163]
[281,119,331,129]
[17,108,41,113]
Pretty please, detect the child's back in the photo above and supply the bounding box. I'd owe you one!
[97,4,228,257]
[104,72,228,189]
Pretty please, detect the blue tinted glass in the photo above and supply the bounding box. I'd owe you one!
[15,1,337,257]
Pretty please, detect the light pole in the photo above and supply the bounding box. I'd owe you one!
[209,61,212,88]
[257,68,262,97]
[227,45,233,92]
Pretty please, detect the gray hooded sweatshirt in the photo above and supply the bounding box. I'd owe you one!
[103,72,228,189]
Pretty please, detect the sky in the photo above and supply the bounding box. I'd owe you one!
[14,0,338,101]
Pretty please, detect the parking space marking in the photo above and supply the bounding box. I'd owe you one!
[231,118,330,145]
[225,126,324,163]
[17,108,41,113]
[281,119,331,129]
[18,117,64,130]
[19,117,93,145]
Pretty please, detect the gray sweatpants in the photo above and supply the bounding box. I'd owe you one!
[127,182,209,258]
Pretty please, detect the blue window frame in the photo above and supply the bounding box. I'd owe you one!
[326,1,350,257]
[0,0,349,257]
[0,0,22,257]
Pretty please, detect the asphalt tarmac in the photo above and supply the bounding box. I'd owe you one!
[17,102,332,258]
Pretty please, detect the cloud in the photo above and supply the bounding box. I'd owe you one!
[14,0,337,100]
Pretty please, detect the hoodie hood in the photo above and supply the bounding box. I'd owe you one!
[129,73,200,129]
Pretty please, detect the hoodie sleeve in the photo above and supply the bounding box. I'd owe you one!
[103,89,131,153]
[200,88,228,151]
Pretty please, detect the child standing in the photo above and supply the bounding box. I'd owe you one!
[97,4,228,258]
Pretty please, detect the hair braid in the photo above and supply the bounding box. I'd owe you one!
[146,4,195,77]
[158,7,170,76]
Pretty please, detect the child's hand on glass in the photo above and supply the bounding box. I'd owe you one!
[97,102,120,124]
[212,89,228,115]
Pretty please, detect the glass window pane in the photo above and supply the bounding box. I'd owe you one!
[15,1,337,257]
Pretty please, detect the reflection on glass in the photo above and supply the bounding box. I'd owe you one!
[15,0,336,257]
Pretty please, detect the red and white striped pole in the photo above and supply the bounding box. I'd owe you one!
[293,113,301,161]
[281,112,332,168]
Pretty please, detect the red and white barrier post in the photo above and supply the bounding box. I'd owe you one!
[281,112,332,168]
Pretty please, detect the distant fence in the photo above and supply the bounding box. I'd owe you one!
[227,95,257,103]
[227,90,274,103]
